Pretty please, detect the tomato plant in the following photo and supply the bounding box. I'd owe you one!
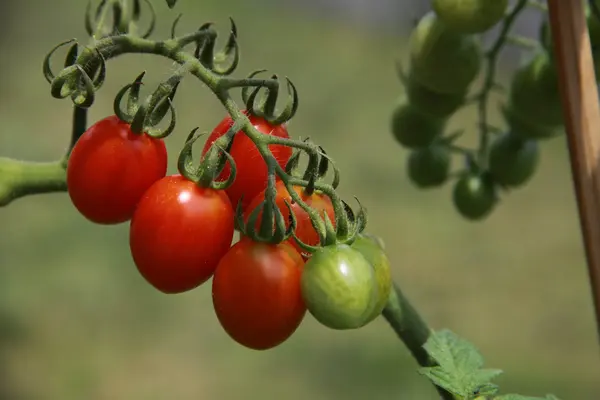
[212,237,306,350]
[201,111,293,212]
[0,0,591,398]
[66,115,167,224]
[129,174,235,294]
[244,180,335,258]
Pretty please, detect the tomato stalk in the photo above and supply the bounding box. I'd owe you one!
[474,0,529,167]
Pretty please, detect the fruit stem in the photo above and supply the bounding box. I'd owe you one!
[382,282,454,400]
[0,158,67,206]
[475,0,529,166]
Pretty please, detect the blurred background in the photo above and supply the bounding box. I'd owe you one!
[0,0,598,399]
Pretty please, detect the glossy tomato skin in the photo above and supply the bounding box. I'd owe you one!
[301,244,379,330]
[67,115,167,224]
[244,181,335,258]
[130,175,235,294]
[201,111,292,212]
[212,237,306,350]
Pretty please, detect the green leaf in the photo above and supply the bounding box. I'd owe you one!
[495,395,561,400]
[418,329,503,398]
[165,0,177,8]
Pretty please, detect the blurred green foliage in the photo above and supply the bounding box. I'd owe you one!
[0,0,598,399]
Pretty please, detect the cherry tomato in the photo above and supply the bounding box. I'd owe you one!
[452,172,497,221]
[129,175,235,294]
[201,111,292,212]
[409,11,482,94]
[301,244,379,330]
[244,181,335,258]
[433,0,508,34]
[391,96,445,148]
[488,132,539,187]
[508,52,563,128]
[67,115,167,224]
[351,234,392,324]
[407,145,451,188]
[212,237,306,350]
[404,71,466,118]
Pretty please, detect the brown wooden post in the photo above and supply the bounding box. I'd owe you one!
[547,0,600,341]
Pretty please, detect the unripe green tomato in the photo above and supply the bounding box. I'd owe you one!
[404,70,467,118]
[508,51,563,127]
[301,244,380,330]
[452,173,497,221]
[502,104,560,140]
[350,234,392,324]
[391,97,446,148]
[409,11,483,94]
[407,144,452,188]
[432,0,508,34]
[488,132,539,187]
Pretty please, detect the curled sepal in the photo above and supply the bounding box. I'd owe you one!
[129,74,182,138]
[136,0,157,39]
[50,65,96,108]
[211,18,239,75]
[196,119,240,188]
[243,74,299,125]
[112,71,146,123]
[284,150,302,175]
[193,19,239,76]
[316,147,341,190]
[239,196,290,245]
[166,0,178,8]
[43,39,77,84]
[85,0,107,37]
[177,128,208,183]
[170,13,183,38]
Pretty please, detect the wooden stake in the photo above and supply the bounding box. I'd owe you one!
[547,0,600,340]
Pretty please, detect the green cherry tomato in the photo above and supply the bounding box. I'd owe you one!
[452,173,497,221]
[407,144,452,188]
[502,104,560,140]
[432,0,508,34]
[350,234,392,324]
[404,70,466,118]
[409,11,482,94]
[488,132,540,187]
[301,244,379,330]
[508,52,563,127]
[391,97,446,148]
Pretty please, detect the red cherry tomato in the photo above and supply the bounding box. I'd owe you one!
[244,181,336,259]
[212,237,306,350]
[66,115,167,224]
[129,175,235,294]
[201,111,292,212]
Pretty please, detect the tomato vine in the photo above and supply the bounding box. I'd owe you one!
[0,0,584,399]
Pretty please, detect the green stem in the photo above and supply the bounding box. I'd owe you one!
[476,0,529,166]
[0,158,67,206]
[382,283,454,400]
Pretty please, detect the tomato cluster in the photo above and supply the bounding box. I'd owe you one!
[66,111,393,350]
[389,1,581,221]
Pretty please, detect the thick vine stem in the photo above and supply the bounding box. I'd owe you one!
[0,159,67,207]
[475,0,529,166]
[382,283,454,400]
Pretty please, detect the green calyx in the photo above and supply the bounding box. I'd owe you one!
[85,0,156,40]
[112,70,181,138]
[241,71,299,125]
[177,127,237,191]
